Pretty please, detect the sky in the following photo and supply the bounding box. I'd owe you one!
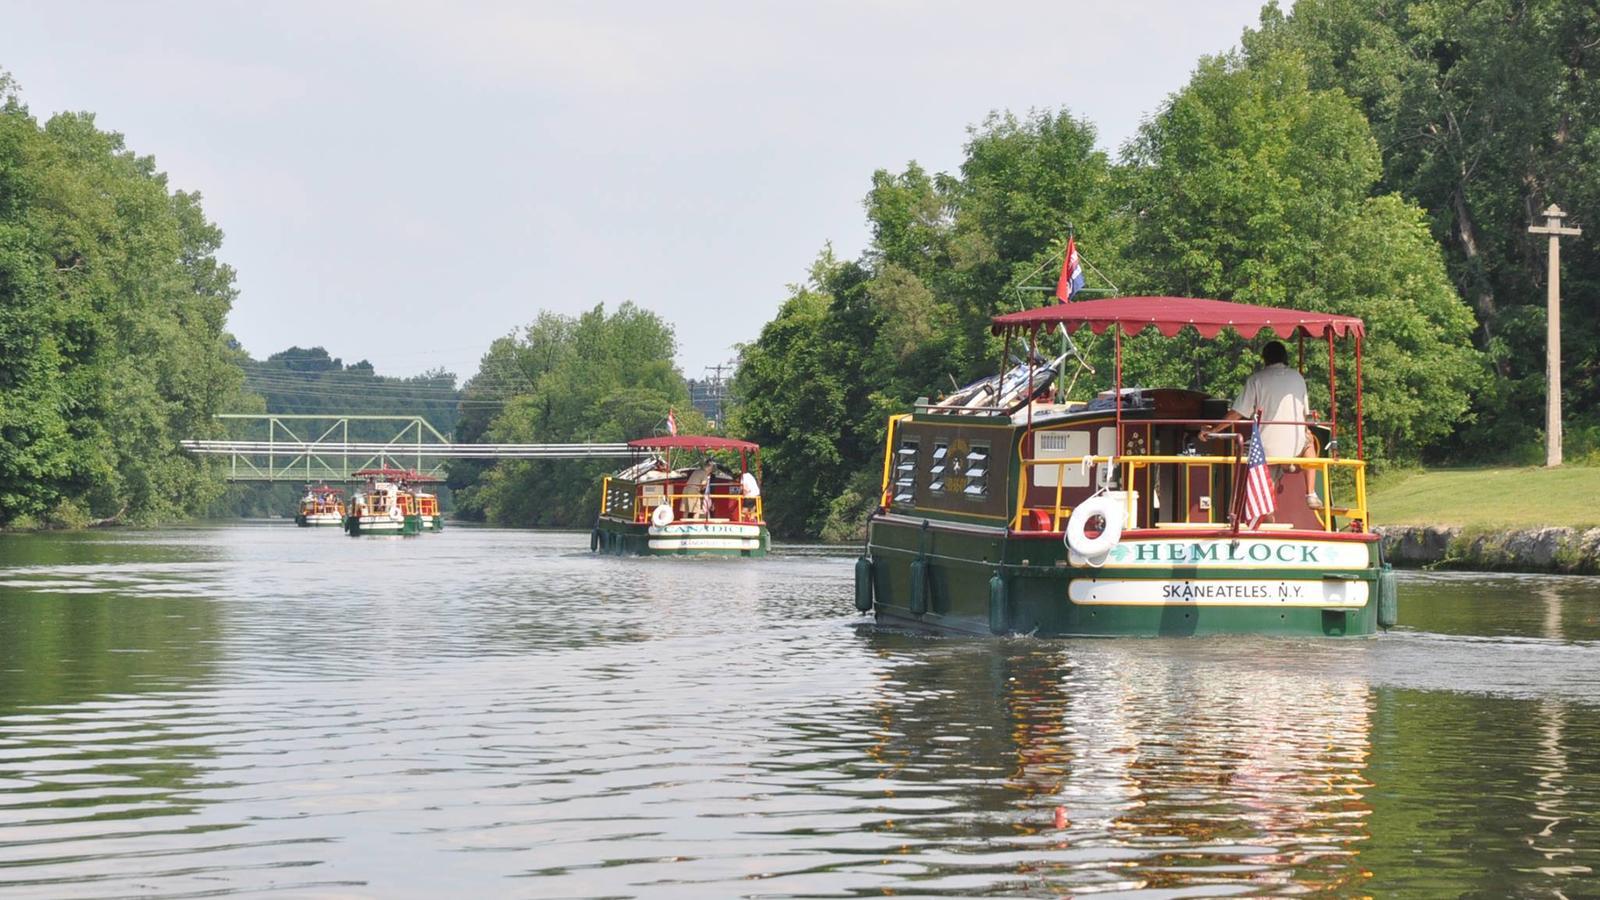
[1,1,1271,383]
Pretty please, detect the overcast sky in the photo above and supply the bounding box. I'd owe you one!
[2,1,1269,383]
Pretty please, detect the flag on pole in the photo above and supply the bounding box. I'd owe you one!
[1055,236,1085,303]
[1242,422,1276,528]
[666,408,678,436]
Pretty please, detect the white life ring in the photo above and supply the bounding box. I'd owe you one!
[651,504,674,528]
[1065,492,1128,565]
[388,504,404,522]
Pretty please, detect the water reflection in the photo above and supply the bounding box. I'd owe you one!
[857,636,1377,895]
[0,528,1597,897]
[0,538,233,893]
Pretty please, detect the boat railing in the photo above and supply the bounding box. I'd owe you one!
[599,477,764,525]
[1011,454,1368,534]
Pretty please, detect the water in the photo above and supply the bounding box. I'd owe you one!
[1,526,1598,898]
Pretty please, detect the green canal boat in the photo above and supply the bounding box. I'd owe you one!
[855,296,1398,637]
[344,468,442,536]
[593,436,769,557]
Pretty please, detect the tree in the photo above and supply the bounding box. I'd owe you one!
[1123,51,1482,459]
[0,74,245,527]
[449,302,696,527]
[733,113,1124,537]
[1242,0,1600,458]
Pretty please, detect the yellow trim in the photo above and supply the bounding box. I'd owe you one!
[879,414,910,507]
[641,490,764,524]
[1012,454,1368,534]
[910,415,1018,430]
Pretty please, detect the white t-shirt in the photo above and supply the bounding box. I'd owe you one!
[1231,363,1309,459]
[739,471,761,498]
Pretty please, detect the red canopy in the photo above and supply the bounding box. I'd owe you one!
[629,435,759,452]
[990,296,1365,340]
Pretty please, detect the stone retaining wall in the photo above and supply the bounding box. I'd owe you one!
[1376,525,1600,574]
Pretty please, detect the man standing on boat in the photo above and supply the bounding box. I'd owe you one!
[738,469,761,520]
[1200,341,1322,509]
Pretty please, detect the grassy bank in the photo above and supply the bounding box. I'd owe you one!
[1368,466,1600,529]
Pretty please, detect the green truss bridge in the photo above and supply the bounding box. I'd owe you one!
[180,414,636,482]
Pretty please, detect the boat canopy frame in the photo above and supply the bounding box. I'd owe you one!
[626,435,761,475]
[989,296,1366,458]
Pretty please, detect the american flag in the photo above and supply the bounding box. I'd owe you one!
[666,408,677,436]
[1243,425,1276,528]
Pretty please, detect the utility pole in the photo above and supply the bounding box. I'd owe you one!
[1528,204,1582,467]
[704,361,732,427]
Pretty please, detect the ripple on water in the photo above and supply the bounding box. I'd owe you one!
[0,527,1598,897]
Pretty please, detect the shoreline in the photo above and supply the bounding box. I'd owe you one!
[1376,525,1600,574]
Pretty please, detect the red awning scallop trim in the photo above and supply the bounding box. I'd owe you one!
[990,296,1365,340]
[628,435,760,452]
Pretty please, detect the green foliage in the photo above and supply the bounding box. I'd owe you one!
[1242,0,1600,459]
[732,52,1482,536]
[0,74,244,527]
[238,347,458,436]
[734,113,1121,537]
[448,302,695,527]
[1126,51,1482,459]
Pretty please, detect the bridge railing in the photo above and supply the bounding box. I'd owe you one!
[183,414,637,482]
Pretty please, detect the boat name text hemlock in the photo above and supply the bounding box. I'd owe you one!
[1076,539,1369,569]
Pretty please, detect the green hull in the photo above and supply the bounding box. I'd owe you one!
[344,514,421,536]
[863,514,1392,637]
[593,517,769,557]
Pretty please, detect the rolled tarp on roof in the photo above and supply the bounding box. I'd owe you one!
[990,296,1365,340]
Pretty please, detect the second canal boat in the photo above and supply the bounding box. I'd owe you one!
[593,436,769,557]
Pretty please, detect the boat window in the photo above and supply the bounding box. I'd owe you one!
[608,482,635,517]
[964,444,990,498]
[1033,429,1090,488]
[893,438,918,505]
[929,441,948,494]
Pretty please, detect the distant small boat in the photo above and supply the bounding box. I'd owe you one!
[294,485,345,527]
[593,436,768,557]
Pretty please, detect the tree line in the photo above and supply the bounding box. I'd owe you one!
[0,73,244,528]
[447,303,698,527]
[731,0,1599,539]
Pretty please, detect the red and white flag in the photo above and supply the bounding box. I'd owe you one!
[1055,236,1085,303]
[666,408,678,436]
[1243,423,1276,528]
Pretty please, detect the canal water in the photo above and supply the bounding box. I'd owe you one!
[1,525,1598,898]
